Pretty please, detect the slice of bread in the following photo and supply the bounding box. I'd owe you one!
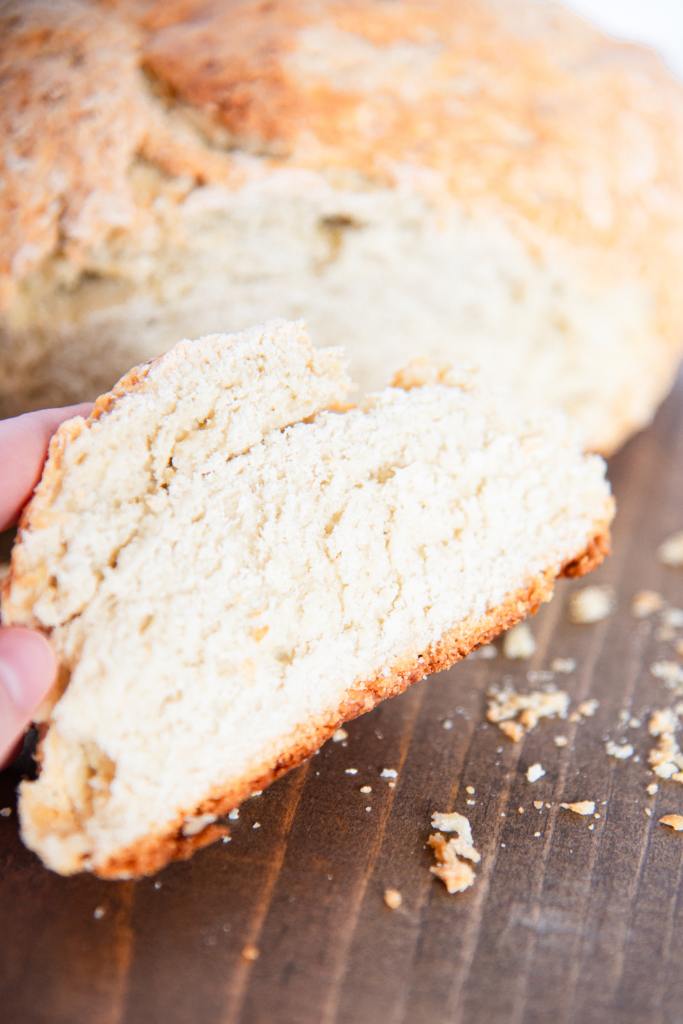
[2,320,614,878]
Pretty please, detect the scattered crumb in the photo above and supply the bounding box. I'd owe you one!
[577,699,599,718]
[332,728,348,743]
[605,740,635,761]
[651,661,683,692]
[345,768,358,776]
[381,768,398,779]
[533,801,544,810]
[466,799,476,806]
[473,644,497,660]
[250,789,262,798]
[554,735,569,748]
[551,658,576,674]
[631,590,665,618]
[659,814,683,831]
[499,720,525,743]
[442,719,454,731]
[518,806,525,814]
[465,785,475,795]
[384,888,402,910]
[252,822,261,830]
[221,836,231,844]
[360,785,372,794]
[228,809,239,821]
[663,608,683,629]
[242,944,260,961]
[503,623,536,660]
[647,783,659,796]
[645,807,652,817]
[388,781,396,789]
[487,687,569,741]
[648,708,683,780]
[527,670,555,685]
[153,880,163,889]
[526,763,546,783]
[365,806,372,812]
[430,811,481,863]
[629,718,642,729]
[569,585,614,624]
[560,801,596,816]
[534,831,542,838]
[93,906,106,920]
[658,531,683,567]
[0,807,12,818]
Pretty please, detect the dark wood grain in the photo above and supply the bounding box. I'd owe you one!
[1,375,682,1024]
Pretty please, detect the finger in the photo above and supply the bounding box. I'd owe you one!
[0,404,92,531]
[0,628,57,768]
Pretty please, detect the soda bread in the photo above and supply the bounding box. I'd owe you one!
[2,0,683,451]
[2,320,614,877]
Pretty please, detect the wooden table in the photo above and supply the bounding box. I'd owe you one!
[1,375,682,1024]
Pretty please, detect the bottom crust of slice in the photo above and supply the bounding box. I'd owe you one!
[62,527,610,879]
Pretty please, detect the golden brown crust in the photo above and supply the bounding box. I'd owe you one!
[95,527,610,878]
[3,0,683,359]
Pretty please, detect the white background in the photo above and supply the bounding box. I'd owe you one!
[564,0,683,78]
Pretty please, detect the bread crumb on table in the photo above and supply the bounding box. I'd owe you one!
[631,590,665,618]
[554,735,569,748]
[648,708,683,781]
[384,888,403,910]
[93,906,106,920]
[332,728,348,743]
[658,531,683,567]
[380,768,398,779]
[651,661,683,691]
[659,814,683,831]
[647,783,659,796]
[605,740,635,761]
[360,785,372,794]
[487,687,569,741]
[551,658,576,674]
[503,623,536,659]
[577,698,599,718]
[242,944,260,961]
[526,763,546,783]
[0,807,12,818]
[569,585,614,624]
[429,811,480,894]
[560,801,596,816]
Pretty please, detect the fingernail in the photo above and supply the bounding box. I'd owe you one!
[0,628,56,713]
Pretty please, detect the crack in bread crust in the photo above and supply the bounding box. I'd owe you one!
[93,528,609,879]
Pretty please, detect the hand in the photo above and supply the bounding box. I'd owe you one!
[0,405,91,767]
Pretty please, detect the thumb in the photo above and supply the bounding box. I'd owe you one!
[0,628,56,768]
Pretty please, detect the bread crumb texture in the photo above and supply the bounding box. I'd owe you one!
[560,801,596,816]
[2,320,612,877]
[526,763,546,784]
[658,532,683,568]
[503,622,536,660]
[569,585,614,624]
[429,811,479,894]
[383,888,402,910]
[487,687,569,741]
[659,814,683,831]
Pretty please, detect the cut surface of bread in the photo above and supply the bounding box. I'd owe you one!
[1,0,683,452]
[2,321,614,877]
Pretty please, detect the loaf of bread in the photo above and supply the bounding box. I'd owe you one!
[2,0,683,451]
[2,320,613,877]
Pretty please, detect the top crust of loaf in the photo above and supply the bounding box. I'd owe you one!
[2,0,683,337]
